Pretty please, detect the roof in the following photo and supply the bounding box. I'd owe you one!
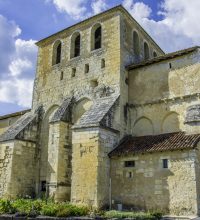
[50,97,72,123]
[0,109,31,121]
[0,112,37,142]
[109,132,200,157]
[73,95,119,130]
[127,46,200,70]
[35,5,164,53]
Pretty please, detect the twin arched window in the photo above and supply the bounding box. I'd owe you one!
[52,24,102,65]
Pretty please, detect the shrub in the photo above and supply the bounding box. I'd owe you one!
[40,202,58,216]
[104,210,162,219]
[0,199,16,214]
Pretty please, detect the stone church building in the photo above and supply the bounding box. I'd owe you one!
[1,5,200,216]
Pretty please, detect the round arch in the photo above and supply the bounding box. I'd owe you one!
[161,112,180,133]
[72,98,93,124]
[133,116,154,136]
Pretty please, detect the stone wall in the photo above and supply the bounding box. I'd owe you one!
[47,121,72,201]
[0,142,14,198]
[110,148,199,215]
[33,11,122,112]
[71,127,119,208]
[128,50,200,135]
[0,140,37,198]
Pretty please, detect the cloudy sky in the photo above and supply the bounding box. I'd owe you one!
[0,0,200,115]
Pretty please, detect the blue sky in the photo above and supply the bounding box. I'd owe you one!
[0,0,200,115]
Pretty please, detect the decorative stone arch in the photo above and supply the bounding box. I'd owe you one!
[161,112,180,133]
[52,40,62,65]
[91,23,102,51]
[70,31,81,58]
[144,41,150,60]
[72,97,93,124]
[133,30,140,56]
[133,116,154,136]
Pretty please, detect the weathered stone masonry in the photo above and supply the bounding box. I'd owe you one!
[1,5,200,217]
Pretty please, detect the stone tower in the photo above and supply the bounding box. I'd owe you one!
[0,5,163,208]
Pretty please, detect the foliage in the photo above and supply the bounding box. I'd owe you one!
[0,199,162,219]
[104,210,162,219]
[0,199,16,214]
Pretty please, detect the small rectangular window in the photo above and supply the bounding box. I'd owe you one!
[85,64,89,73]
[101,59,105,68]
[163,159,168,168]
[72,68,76,77]
[60,71,64,80]
[124,160,135,167]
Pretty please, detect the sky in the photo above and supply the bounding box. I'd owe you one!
[0,0,200,115]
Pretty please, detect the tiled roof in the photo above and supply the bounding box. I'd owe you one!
[127,46,199,70]
[109,132,200,157]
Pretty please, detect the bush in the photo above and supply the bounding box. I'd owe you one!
[40,202,58,216]
[0,199,16,214]
[0,199,162,219]
[104,210,162,219]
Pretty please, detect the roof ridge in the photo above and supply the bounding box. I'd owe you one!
[127,46,200,70]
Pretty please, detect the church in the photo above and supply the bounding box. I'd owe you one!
[0,5,200,216]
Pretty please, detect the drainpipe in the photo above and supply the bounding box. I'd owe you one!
[109,158,112,210]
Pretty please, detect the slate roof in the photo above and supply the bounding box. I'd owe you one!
[127,46,199,70]
[0,109,31,120]
[109,132,200,157]
[73,95,119,129]
[0,112,37,142]
[50,97,72,123]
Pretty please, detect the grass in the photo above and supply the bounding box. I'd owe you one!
[0,199,162,219]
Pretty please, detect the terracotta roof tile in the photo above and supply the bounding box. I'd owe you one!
[109,132,200,157]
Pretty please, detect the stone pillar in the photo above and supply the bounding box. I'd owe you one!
[47,121,72,201]
[71,127,119,208]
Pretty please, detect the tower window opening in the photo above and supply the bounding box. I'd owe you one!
[72,68,76,77]
[85,64,89,73]
[101,58,105,68]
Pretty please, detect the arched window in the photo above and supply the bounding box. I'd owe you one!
[133,31,140,56]
[52,40,62,65]
[144,42,150,60]
[91,24,102,50]
[153,51,157,58]
[71,32,81,58]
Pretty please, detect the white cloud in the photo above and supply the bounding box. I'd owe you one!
[46,0,108,20]
[0,15,37,108]
[91,0,108,15]
[48,0,88,20]
[123,0,200,52]
[123,0,152,21]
